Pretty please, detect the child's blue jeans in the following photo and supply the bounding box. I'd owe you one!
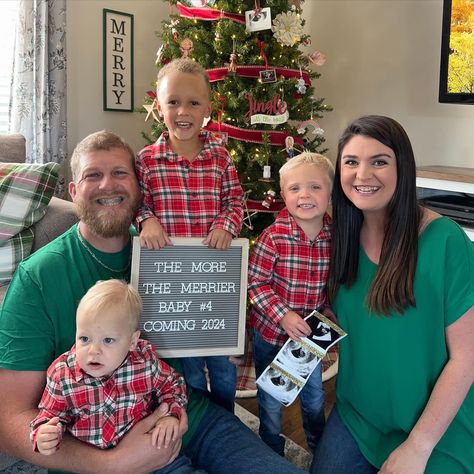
[253,329,325,456]
[181,356,236,413]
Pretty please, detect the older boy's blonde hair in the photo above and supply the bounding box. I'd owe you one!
[70,130,135,182]
[78,280,142,331]
[279,152,335,189]
[157,58,211,99]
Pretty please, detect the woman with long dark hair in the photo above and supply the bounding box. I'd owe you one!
[311,116,473,474]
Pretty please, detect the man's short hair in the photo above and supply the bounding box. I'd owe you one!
[78,279,142,331]
[279,152,335,189]
[70,131,135,182]
[157,57,211,99]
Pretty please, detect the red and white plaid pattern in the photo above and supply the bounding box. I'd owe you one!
[135,131,244,238]
[248,208,331,346]
[31,340,187,449]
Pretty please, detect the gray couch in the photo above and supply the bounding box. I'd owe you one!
[0,133,78,470]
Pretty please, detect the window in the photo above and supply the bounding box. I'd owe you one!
[0,1,19,133]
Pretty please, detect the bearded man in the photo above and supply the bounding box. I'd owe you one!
[0,131,305,474]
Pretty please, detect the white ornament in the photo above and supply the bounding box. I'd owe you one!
[271,11,303,47]
[296,78,306,94]
[155,44,165,65]
[188,0,216,6]
[263,165,271,179]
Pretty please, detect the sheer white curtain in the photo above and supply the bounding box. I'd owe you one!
[9,0,67,172]
[0,1,19,134]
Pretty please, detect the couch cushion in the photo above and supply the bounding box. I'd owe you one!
[0,133,26,163]
[0,162,59,285]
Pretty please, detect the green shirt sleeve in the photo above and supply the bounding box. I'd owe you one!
[438,220,474,325]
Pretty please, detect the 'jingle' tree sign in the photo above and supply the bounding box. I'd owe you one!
[131,237,249,358]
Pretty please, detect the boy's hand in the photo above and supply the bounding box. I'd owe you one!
[35,417,63,455]
[203,229,232,249]
[140,217,172,250]
[150,415,179,450]
[280,311,311,341]
[154,402,188,438]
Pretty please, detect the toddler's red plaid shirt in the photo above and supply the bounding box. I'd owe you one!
[30,340,186,449]
[248,208,331,346]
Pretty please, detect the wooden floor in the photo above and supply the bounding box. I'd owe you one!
[236,376,336,450]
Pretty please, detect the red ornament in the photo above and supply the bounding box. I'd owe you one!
[262,190,276,208]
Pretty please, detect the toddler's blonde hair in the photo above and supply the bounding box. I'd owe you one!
[78,279,142,331]
[279,152,335,189]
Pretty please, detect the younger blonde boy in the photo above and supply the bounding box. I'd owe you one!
[248,152,334,455]
[31,280,187,454]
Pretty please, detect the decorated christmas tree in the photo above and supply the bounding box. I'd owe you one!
[143,0,332,238]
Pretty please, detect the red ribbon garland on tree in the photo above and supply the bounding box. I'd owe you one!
[204,120,304,147]
[176,2,246,24]
[206,66,311,85]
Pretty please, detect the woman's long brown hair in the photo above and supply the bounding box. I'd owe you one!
[327,115,422,315]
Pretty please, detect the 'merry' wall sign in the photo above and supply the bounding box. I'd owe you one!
[131,237,249,358]
[103,9,134,111]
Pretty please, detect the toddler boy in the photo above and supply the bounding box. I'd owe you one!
[31,280,187,455]
[248,152,334,455]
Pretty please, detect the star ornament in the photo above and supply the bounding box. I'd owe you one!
[143,99,160,122]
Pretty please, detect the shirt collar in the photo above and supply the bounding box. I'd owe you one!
[157,131,215,161]
[276,208,332,243]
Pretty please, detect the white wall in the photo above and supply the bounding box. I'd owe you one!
[67,0,167,156]
[67,0,474,168]
[306,0,474,167]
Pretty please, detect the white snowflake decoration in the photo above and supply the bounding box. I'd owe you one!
[272,11,303,47]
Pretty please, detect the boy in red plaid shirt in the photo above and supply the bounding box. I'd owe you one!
[135,58,244,413]
[30,280,188,461]
[248,152,334,456]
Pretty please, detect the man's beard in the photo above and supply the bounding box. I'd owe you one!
[75,191,141,238]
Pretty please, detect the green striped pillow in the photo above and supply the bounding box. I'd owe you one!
[0,162,60,285]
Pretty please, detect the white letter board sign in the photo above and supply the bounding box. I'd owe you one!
[131,237,249,358]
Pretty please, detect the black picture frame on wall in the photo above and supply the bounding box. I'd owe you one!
[439,0,474,104]
[103,9,134,111]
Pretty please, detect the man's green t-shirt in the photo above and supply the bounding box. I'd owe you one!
[334,218,474,473]
[0,225,208,466]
